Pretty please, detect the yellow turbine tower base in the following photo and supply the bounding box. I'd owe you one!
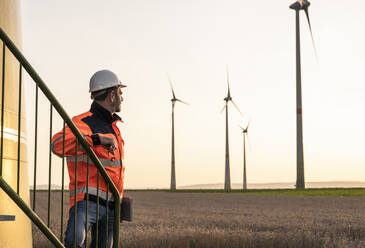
[0,0,33,247]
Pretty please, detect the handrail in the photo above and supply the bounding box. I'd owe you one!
[0,177,64,247]
[0,27,121,247]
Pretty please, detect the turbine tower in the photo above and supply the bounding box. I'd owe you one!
[239,122,250,190]
[168,75,187,190]
[221,67,242,191]
[290,0,317,189]
[0,1,32,247]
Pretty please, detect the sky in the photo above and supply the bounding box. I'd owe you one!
[20,0,365,189]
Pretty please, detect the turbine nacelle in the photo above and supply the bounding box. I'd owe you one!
[224,96,232,102]
[290,0,310,10]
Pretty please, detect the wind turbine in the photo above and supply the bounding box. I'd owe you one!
[289,0,317,189]
[168,75,188,190]
[239,121,250,190]
[221,67,242,191]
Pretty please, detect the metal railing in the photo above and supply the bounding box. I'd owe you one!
[0,27,121,248]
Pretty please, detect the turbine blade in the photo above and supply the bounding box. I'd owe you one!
[246,120,251,130]
[220,102,227,113]
[238,125,245,131]
[176,99,189,105]
[167,73,176,99]
[231,100,243,116]
[304,7,318,60]
[226,65,231,97]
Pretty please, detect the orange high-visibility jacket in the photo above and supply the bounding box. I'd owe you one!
[51,102,125,209]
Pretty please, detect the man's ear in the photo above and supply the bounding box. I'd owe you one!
[108,90,115,102]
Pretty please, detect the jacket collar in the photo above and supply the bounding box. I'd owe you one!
[90,101,122,123]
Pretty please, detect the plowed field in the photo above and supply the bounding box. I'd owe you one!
[32,191,365,248]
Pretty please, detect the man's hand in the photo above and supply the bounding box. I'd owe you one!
[99,136,118,154]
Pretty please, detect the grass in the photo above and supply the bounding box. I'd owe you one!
[125,188,365,197]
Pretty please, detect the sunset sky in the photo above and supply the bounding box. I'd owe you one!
[20,0,365,189]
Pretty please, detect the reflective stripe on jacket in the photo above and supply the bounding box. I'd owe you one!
[51,102,125,209]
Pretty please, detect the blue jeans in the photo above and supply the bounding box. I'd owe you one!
[64,200,115,248]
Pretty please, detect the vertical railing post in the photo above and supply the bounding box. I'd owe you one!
[112,193,120,248]
[47,103,53,227]
[32,85,38,210]
[85,156,89,245]
[73,139,78,248]
[16,64,22,194]
[60,121,66,241]
[105,184,109,248]
[0,43,5,177]
[96,171,100,248]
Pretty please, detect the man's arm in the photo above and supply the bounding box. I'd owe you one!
[51,125,118,158]
[51,124,92,157]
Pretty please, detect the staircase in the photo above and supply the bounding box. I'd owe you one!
[0,27,121,248]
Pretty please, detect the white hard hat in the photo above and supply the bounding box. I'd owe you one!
[89,70,126,93]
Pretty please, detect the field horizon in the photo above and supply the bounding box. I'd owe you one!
[30,180,365,190]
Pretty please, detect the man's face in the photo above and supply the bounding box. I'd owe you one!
[112,86,123,112]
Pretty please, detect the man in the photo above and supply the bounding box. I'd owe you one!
[51,69,126,248]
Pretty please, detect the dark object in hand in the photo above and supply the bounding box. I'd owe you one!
[121,196,133,222]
